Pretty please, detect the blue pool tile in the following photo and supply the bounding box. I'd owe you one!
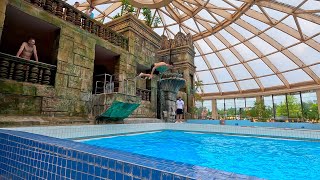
[161,172,173,180]
[71,170,77,179]
[151,170,161,180]
[77,162,83,171]
[101,159,108,168]
[101,168,108,178]
[108,170,115,180]
[132,165,141,178]
[82,153,89,162]
[173,175,186,180]
[81,173,88,180]
[141,167,151,180]
[116,172,124,180]
[124,174,133,180]
[89,164,95,175]
[89,155,95,164]
[109,159,116,170]
[95,157,102,166]
[133,178,141,180]
[95,166,101,177]
[88,174,95,180]
[116,161,124,173]
[124,163,133,175]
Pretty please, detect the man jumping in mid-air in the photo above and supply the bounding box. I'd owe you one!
[138,61,174,79]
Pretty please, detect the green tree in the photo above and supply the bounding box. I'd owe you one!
[247,100,273,121]
[276,95,301,118]
[302,101,319,120]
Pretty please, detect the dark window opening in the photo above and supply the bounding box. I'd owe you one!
[0,5,60,65]
[0,5,60,86]
[93,45,120,94]
[136,63,151,101]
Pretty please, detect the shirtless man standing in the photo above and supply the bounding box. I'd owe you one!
[16,38,39,62]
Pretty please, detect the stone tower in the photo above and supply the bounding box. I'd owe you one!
[157,32,196,117]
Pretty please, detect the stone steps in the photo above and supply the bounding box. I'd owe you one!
[0,116,92,127]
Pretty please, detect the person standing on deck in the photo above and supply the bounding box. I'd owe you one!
[176,97,185,123]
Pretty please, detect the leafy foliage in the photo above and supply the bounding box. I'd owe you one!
[246,100,273,120]
[113,0,135,19]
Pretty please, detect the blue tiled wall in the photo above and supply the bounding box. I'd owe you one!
[187,120,320,130]
[0,129,260,180]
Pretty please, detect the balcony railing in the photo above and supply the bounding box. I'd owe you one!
[23,0,128,50]
[136,88,151,101]
[0,52,56,85]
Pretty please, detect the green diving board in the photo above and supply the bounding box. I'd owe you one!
[98,100,140,121]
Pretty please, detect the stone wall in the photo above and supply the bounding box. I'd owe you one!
[106,14,161,118]
[0,0,128,117]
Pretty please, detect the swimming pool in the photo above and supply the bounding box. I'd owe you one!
[82,130,320,180]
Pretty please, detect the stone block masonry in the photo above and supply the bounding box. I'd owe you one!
[0,0,128,117]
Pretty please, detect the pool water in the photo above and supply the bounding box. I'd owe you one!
[82,131,320,180]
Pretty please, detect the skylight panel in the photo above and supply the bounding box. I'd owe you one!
[202,84,219,93]
[249,37,277,54]
[297,17,320,37]
[229,64,252,80]
[267,52,298,72]
[310,65,320,78]
[251,5,263,13]
[160,10,176,25]
[259,75,284,87]
[220,82,238,92]
[183,18,199,33]
[300,0,320,11]
[196,39,213,54]
[274,0,305,7]
[194,46,201,56]
[197,71,215,84]
[211,13,225,22]
[247,59,274,76]
[195,56,209,71]
[196,21,207,32]
[314,35,320,43]
[219,30,240,45]
[230,23,254,38]
[214,68,233,82]
[167,24,180,34]
[239,79,259,90]
[262,7,287,21]
[241,15,269,31]
[208,0,234,9]
[282,16,298,31]
[283,69,313,84]
[289,43,320,65]
[206,53,224,68]
[219,49,240,65]
[233,44,258,60]
[198,9,214,21]
[207,35,227,50]
[153,28,164,36]
[265,28,299,47]
[227,0,244,7]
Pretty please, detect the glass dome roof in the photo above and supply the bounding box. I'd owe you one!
[67,0,320,96]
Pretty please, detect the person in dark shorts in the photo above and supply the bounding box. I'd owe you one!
[176,97,184,123]
[138,62,173,79]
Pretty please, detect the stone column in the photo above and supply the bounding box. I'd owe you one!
[211,99,218,119]
[316,89,320,115]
